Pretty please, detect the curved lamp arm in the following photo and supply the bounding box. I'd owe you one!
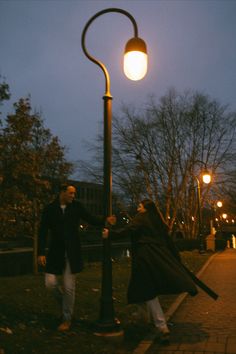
[81,8,139,97]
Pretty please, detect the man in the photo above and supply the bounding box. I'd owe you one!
[38,183,114,331]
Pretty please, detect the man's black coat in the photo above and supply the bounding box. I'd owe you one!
[38,198,104,274]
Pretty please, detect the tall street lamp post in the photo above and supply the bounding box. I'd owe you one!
[195,171,211,253]
[81,8,148,336]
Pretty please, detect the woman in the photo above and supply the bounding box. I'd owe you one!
[103,199,198,341]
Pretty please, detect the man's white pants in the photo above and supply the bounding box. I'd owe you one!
[45,257,76,322]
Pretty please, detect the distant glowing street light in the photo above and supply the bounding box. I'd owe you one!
[211,200,223,230]
[81,8,147,336]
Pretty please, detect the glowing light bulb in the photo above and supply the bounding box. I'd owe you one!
[124,37,148,81]
[202,173,211,184]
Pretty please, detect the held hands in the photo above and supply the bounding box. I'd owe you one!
[102,228,109,239]
[103,214,116,238]
[38,255,46,267]
[103,214,115,239]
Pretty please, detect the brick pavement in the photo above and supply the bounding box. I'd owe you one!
[133,248,236,354]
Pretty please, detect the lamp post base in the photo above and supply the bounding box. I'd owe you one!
[93,319,124,339]
[199,242,206,254]
[199,233,206,254]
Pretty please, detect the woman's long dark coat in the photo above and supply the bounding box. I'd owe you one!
[111,212,198,304]
[38,198,104,274]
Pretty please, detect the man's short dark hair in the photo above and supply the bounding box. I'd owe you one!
[59,183,75,192]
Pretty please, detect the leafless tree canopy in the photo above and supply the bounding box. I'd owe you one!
[77,88,236,238]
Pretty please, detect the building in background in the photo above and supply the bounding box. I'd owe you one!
[70,180,103,216]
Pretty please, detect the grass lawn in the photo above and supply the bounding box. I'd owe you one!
[0,250,212,354]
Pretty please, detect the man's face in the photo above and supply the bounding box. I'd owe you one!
[61,186,76,204]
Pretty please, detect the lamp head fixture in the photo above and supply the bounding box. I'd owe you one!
[124,37,148,81]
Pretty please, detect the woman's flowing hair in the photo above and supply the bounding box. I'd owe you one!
[141,199,167,234]
[141,199,158,216]
[141,199,180,260]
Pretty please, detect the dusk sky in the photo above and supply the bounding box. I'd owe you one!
[1,0,236,177]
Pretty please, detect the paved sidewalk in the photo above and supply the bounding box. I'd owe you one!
[134,248,236,354]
